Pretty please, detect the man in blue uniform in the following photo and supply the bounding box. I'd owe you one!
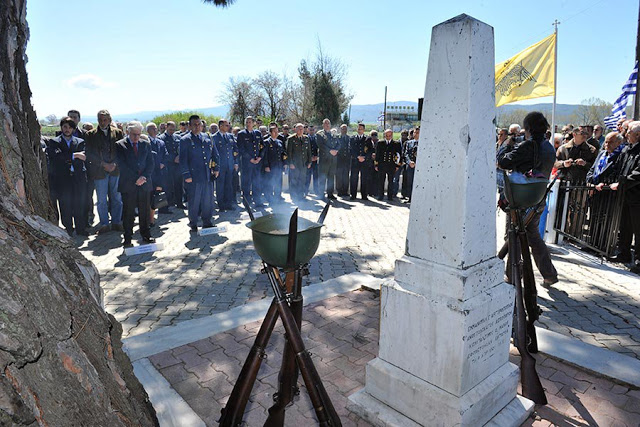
[263,124,287,204]
[46,117,88,236]
[212,119,239,211]
[146,122,169,220]
[159,121,185,209]
[236,116,266,207]
[336,124,351,197]
[180,115,220,232]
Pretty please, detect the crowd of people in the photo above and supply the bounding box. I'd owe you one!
[496,116,640,275]
[43,110,420,248]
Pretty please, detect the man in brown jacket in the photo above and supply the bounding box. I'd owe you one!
[554,126,597,183]
[85,109,124,234]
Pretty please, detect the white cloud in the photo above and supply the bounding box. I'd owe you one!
[66,74,116,90]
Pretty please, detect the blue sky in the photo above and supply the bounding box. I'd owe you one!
[26,0,636,120]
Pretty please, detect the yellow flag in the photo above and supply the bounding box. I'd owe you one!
[495,33,556,107]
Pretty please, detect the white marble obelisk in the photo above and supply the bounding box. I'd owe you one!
[348,15,534,426]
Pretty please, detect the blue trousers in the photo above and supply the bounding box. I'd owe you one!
[264,167,283,202]
[241,159,263,204]
[217,168,235,209]
[94,175,122,226]
[187,181,214,227]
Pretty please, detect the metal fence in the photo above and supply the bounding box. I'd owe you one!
[553,180,625,257]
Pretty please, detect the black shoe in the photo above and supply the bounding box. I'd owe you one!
[327,194,337,200]
[190,226,198,233]
[388,197,394,202]
[77,229,90,236]
[609,254,631,263]
[97,225,111,235]
[630,264,640,275]
[159,207,172,214]
[349,196,356,200]
[376,197,384,201]
[150,222,156,228]
[142,236,155,244]
[111,223,124,232]
[203,224,214,229]
[177,204,187,209]
[123,240,133,248]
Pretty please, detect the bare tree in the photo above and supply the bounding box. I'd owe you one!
[255,71,287,122]
[219,77,261,124]
[571,97,613,127]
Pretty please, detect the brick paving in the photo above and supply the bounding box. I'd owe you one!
[150,289,640,426]
[77,193,640,357]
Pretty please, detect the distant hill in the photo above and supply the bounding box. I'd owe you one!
[110,102,584,124]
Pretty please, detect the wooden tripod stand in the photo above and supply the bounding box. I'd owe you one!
[219,206,341,426]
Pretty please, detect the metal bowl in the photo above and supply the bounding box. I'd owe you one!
[504,174,549,210]
[246,214,324,268]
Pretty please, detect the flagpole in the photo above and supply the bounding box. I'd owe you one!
[634,0,640,120]
[550,20,560,135]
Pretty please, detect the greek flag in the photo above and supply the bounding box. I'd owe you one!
[604,61,637,129]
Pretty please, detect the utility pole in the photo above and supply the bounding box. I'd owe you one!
[383,86,388,130]
[634,0,640,120]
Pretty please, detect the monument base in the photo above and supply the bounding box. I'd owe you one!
[347,358,533,427]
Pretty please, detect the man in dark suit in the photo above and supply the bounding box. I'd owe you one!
[375,129,403,201]
[85,110,124,234]
[350,123,372,200]
[263,124,286,203]
[115,121,155,247]
[609,122,640,273]
[180,115,220,232]
[336,124,351,197]
[317,118,339,200]
[46,117,88,236]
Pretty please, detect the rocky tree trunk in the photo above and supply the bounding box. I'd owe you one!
[0,1,157,425]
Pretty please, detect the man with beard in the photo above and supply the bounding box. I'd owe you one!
[47,117,88,236]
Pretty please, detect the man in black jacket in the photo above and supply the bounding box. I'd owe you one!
[609,121,640,273]
[116,121,155,247]
[350,123,372,200]
[497,111,558,285]
[375,129,402,201]
[46,117,88,236]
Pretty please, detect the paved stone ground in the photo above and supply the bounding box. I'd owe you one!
[149,289,640,426]
[77,192,640,358]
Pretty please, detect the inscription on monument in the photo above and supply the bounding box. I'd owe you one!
[463,302,512,365]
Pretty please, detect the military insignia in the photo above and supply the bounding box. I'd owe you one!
[364,147,368,153]
[259,143,264,150]
[283,155,288,160]
[209,160,217,168]
[233,152,238,157]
